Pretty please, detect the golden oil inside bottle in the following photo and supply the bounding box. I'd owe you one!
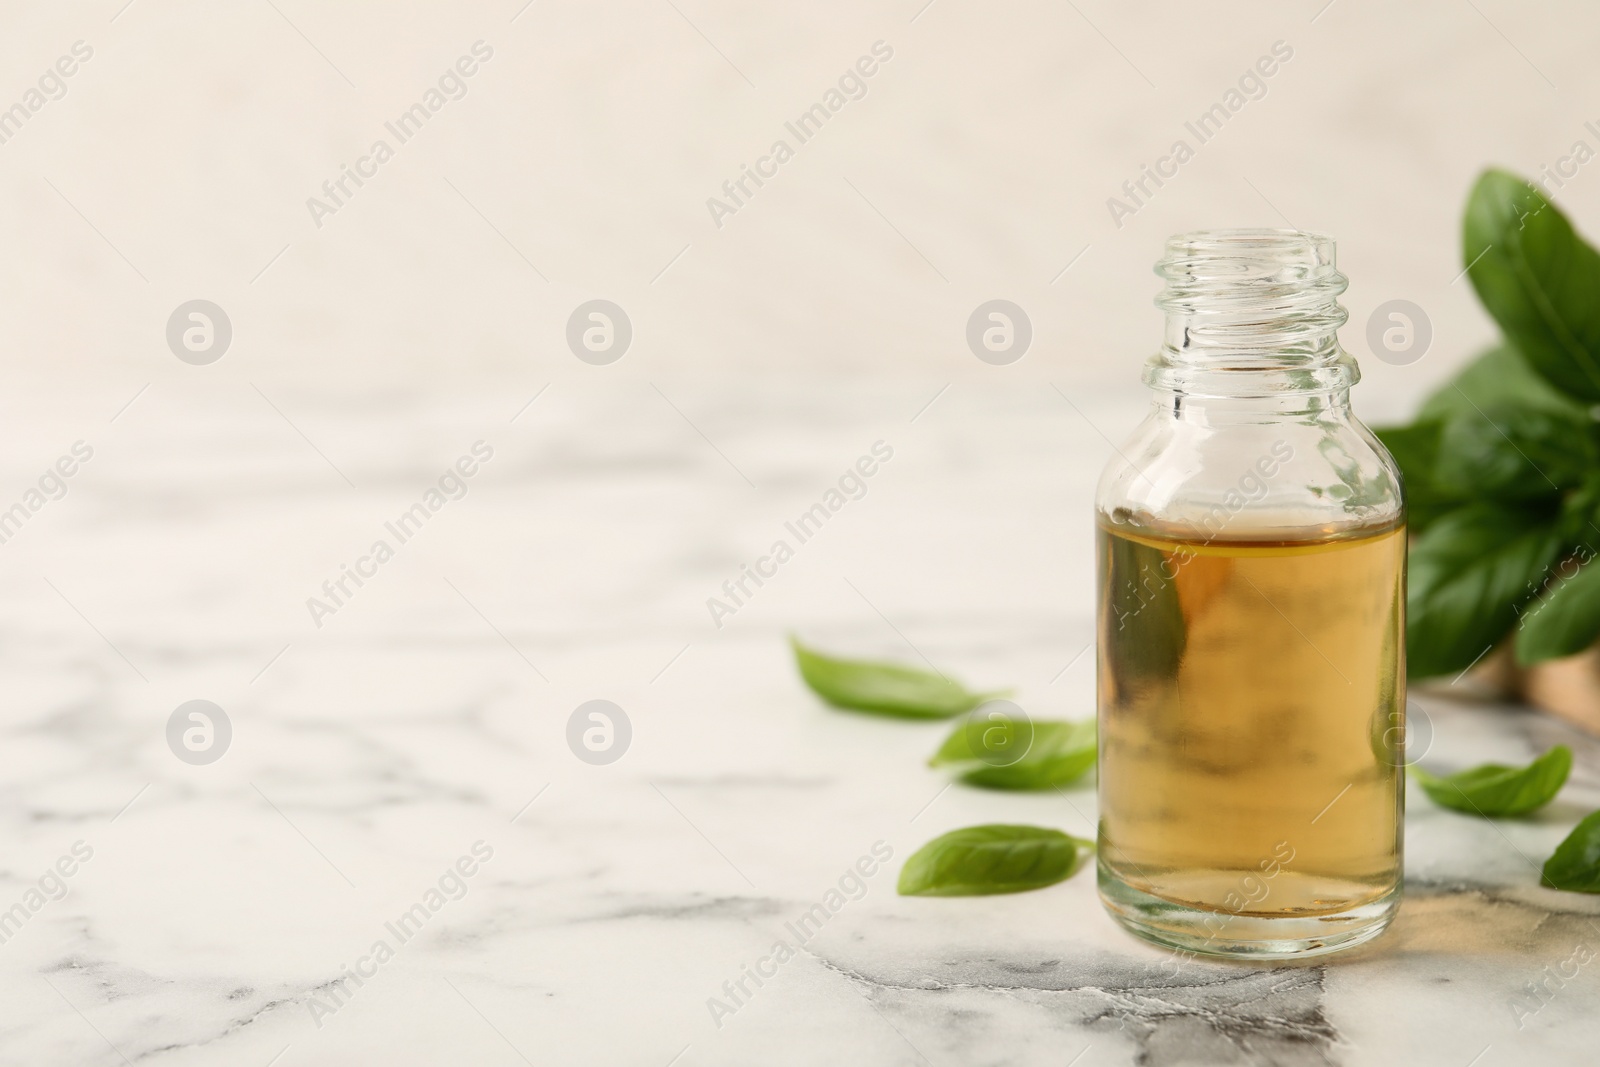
[1096,519,1404,943]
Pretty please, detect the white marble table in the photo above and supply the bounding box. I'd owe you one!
[6,0,1600,1060]
[0,381,1596,1067]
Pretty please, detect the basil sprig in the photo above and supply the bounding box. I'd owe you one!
[897,825,1091,896]
[1375,169,1600,675]
[1413,744,1571,816]
[790,637,1007,719]
[1464,170,1600,400]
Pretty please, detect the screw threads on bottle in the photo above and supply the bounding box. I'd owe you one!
[1148,229,1356,396]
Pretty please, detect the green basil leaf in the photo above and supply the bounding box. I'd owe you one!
[1433,403,1595,501]
[1517,560,1600,664]
[1464,169,1600,401]
[897,825,1090,896]
[1406,504,1563,678]
[1543,810,1600,892]
[1372,421,1463,531]
[1413,744,1571,816]
[930,717,1097,790]
[790,637,1005,719]
[1556,473,1600,546]
[1418,344,1588,421]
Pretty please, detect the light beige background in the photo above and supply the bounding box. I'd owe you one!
[1,0,1595,413]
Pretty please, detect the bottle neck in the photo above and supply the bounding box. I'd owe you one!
[1155,388,1353,425]
[1145,229,1358,400]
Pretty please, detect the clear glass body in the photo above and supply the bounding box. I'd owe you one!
[1095,230,1406,958]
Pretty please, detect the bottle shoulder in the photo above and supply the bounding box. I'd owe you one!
[1095,404,1404,540]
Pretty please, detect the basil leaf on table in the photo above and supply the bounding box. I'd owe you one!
[1463,169,1600,401]
[930,717,1097,790]
[1543,810,1600,893]
[790,637,1005,719]
[1413,744,1571,816]
[1405,504,1563,678]
[1518,560,1600,665]
[897,825,1091,896]
[1417,344,1589,422]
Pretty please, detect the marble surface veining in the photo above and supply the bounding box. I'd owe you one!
[0,382,1596,1067]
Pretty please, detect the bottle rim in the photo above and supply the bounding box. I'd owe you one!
[1149,227,1356,396]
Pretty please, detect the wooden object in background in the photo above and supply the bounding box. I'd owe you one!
[1448,643,1600,736]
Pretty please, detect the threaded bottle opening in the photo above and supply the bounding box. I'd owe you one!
[1148,228,1357,396]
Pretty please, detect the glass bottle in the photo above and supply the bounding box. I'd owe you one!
[1095,229,1405,958]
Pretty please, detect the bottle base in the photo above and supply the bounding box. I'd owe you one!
[1098,868,1400,960]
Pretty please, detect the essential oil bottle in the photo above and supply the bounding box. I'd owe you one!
[1095,230,1405,958]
